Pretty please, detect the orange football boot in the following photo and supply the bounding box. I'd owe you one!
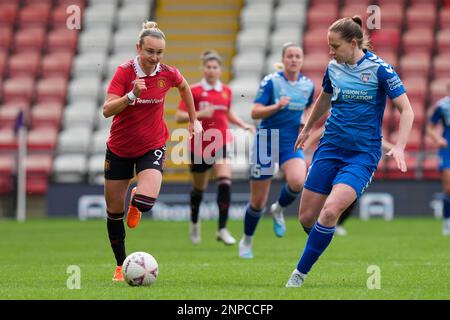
[112,266,124,282]
[126,187,141,228]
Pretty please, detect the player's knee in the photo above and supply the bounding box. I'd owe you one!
[320,204,340,225]
[299,213,315,228]
[132,194,156,213]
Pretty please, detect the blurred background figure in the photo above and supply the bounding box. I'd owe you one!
[175,50,255,246]
[426,82,450,236]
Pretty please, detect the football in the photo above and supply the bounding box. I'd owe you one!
[122,252,159,286]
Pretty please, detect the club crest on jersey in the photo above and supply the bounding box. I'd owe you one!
[157,79,166,88]
[221,91,228,99]
[361,72,371,83]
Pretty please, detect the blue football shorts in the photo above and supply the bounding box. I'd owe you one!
[304,141,381,198]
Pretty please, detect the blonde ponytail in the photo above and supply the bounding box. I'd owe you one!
[139,20,165,45]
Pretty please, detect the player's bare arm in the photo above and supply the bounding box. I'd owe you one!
[386,93,415,172]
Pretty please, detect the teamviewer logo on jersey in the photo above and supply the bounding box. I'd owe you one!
[361,73,371,83]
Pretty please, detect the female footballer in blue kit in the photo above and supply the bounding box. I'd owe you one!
[285,16,414,287]
[238,43,315,259]
[426,82,450,236]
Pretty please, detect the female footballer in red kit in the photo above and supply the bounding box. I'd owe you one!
[103,21,203,281]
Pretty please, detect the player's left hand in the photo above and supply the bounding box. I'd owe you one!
[294,128,310,151]
[386,146,407,172]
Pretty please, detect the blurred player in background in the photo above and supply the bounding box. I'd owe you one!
[238,43,315,259]
[426,82,450,236]
[102,21,202,281]
[175,50,255,246]
[286,16,414,287]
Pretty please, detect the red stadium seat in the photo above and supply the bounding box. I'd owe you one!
[406,5,437,30]
[399,54,431,79]
[303,28,329,54]
[27,127,58,152]
[439,8,450,30]
[429,79,450,106]
[377,51,398,68]
[18,4,51,29]
[13,28,46,54]
[26,154,53,195]
[46,29,79,54]
[371,29,401,53]
[23,0,54,5]
[0,102,28,128]
[0,154,14,194]
[31,102,63,130]
[377,4,404,29]
[55,0,86,6]
[343,0,373,6]
[52,5,71,30]
[432,54,450,80]
[402,77,428,105]
[306,73,325,100]
[436,30,450,54]
[0,26,13,51]
[2,77,35,105]
[378,0,406,5]
[421,154,440,180]
[0,50,7,78]
[0,128,17,150]
[389,127,423,151]
[35,77,68,104]
[340,4,369,20]
[409,0,440,5]
[7,52,41,79]
[310,0,339,6]
[402,28,435,56]
[301,53,329,75]
[0,3,19,28]
[385,153,418,179]
[308,4,338,31]
[40,52,73,79]
[382,105,394,133]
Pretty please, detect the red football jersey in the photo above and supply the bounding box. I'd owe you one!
[106,57,183,158]
[178,80,233,156]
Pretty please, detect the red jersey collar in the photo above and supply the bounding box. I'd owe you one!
[201,78,223,92]
[133,56,160,78]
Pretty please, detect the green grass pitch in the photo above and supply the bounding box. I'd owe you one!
[0,217,449,299]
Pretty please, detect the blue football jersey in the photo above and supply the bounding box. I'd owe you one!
[322,50,405,153]
[254,71,315,134]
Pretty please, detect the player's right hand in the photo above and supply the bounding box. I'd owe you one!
[294,129,310,151]
[132,77,147,97]
[277,96,291,109]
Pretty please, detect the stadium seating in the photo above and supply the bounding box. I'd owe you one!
[0,0,449,193]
